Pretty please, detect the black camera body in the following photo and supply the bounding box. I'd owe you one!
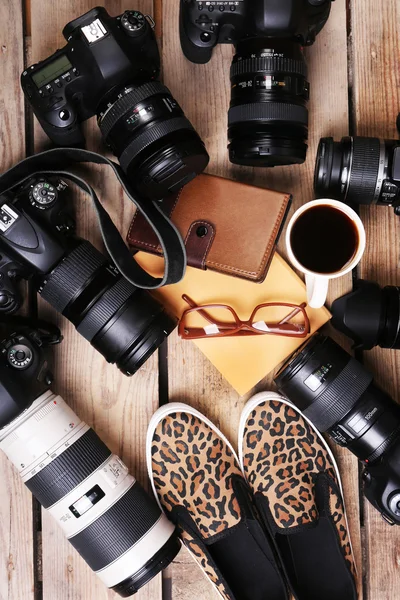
[0,178,177,375]
[22,7,209,200]
[275,334,400,525]
[180,0,333,168]
[180,0,333,64]
[21,7,159,147]
[0,320,57,428]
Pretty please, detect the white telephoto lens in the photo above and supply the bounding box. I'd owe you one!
[0,391,179,596]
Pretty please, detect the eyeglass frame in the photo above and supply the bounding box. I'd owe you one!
[178,295,311,340]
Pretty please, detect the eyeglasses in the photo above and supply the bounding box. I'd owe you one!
[179,295,310,340]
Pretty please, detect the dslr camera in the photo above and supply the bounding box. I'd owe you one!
[276,333,400,525]
[21,6,209,199]
[180,0,333,167]
[315,114,400,213]
[0,318,179,596]
[0,177,177,375]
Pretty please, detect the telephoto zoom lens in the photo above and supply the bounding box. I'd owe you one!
[228,39,309,167]
[315,136,400,207]
[39,240,177,376]
[98,82,210,200]
[0,390,180,596]
[274,333,400,463]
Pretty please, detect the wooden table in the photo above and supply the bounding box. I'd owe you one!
[1,1,399,599]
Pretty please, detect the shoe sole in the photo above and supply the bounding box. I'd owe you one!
[238,391,357,574]
[146,402,242,600]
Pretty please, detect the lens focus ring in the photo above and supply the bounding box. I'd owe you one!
[231,57,307,78]
[41,242,106,313]
[119,117,195,173]
[77,277,136,341]
[99,82,171,141]
[347,137,382,204]
[228,102,308,126]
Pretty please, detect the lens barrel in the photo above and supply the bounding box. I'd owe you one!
[0,391,180,596]
[228,39,309,167]
[98,82,209,199]
[275,333,400,462]
[40,240,177,375]
[315,136,400,207]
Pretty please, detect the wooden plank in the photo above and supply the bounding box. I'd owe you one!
[0,2,35,599]
[162,0,362,599]
[351,1,400,598]
[30,1,162,599]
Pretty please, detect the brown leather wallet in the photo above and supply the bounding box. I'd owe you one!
[127,174,292,283]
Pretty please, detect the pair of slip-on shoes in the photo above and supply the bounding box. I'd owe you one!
[146,393,358,600]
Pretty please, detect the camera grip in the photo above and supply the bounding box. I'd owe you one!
[0,149,187,290]
[0,261,22,314]
[179,2,214,64]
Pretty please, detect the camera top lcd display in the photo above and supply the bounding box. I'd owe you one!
[32,55,72,88]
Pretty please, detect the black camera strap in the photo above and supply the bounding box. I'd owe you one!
[0,148,186,289]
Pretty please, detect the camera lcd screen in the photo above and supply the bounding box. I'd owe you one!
[32,55,73,88]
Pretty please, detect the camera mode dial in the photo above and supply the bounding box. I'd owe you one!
[121,11,146,35]
[29,181,58,210]
[6,340,33,370]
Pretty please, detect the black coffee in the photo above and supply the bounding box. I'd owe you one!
[290,204,359,274]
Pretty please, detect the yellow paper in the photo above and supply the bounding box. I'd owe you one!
[137,252,331,395]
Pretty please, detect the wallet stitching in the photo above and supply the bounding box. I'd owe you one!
[184,220,215,268]
[206,196,290,276]
[127,190,290,277]
[127,188,183,249]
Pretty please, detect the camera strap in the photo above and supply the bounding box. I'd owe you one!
[0,148,187,290]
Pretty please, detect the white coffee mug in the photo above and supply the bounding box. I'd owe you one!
[286,199,366,309]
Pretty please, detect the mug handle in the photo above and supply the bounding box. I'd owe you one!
[305,274,329,309]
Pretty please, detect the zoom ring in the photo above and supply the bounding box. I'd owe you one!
[77,276,136,342]
[347,137,382,204]
[119,117,195,172]
[69,483,161,571]
[41,242,106,313]
[228,102,308,126]
[231,57,307,78]
[99,82,171,140]
[25,429,111,508]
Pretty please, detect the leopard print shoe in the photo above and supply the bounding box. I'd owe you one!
[239,392,358,600]
[147,402,288,600]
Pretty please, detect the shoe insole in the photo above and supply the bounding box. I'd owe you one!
[275,516,356,600]
[208,519,287,600]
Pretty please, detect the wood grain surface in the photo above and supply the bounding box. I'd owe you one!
[0,2,35,600]
[351,0,400,598]
[0,0,399,599]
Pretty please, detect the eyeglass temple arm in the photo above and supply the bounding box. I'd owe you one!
[181,294,238,329]
[277,303,307,325]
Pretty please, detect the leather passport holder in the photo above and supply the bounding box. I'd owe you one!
[127,174,292,283]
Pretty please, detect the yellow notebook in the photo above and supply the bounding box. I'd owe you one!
[137,252,331,395]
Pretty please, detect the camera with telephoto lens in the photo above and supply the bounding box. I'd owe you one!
[0,317,180,596]
[331,280,400,351]
[180,0,333,167]
[275,333,400,525]
[0,177,177,375]
[315,114,400,213]
[21,6,209,200]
